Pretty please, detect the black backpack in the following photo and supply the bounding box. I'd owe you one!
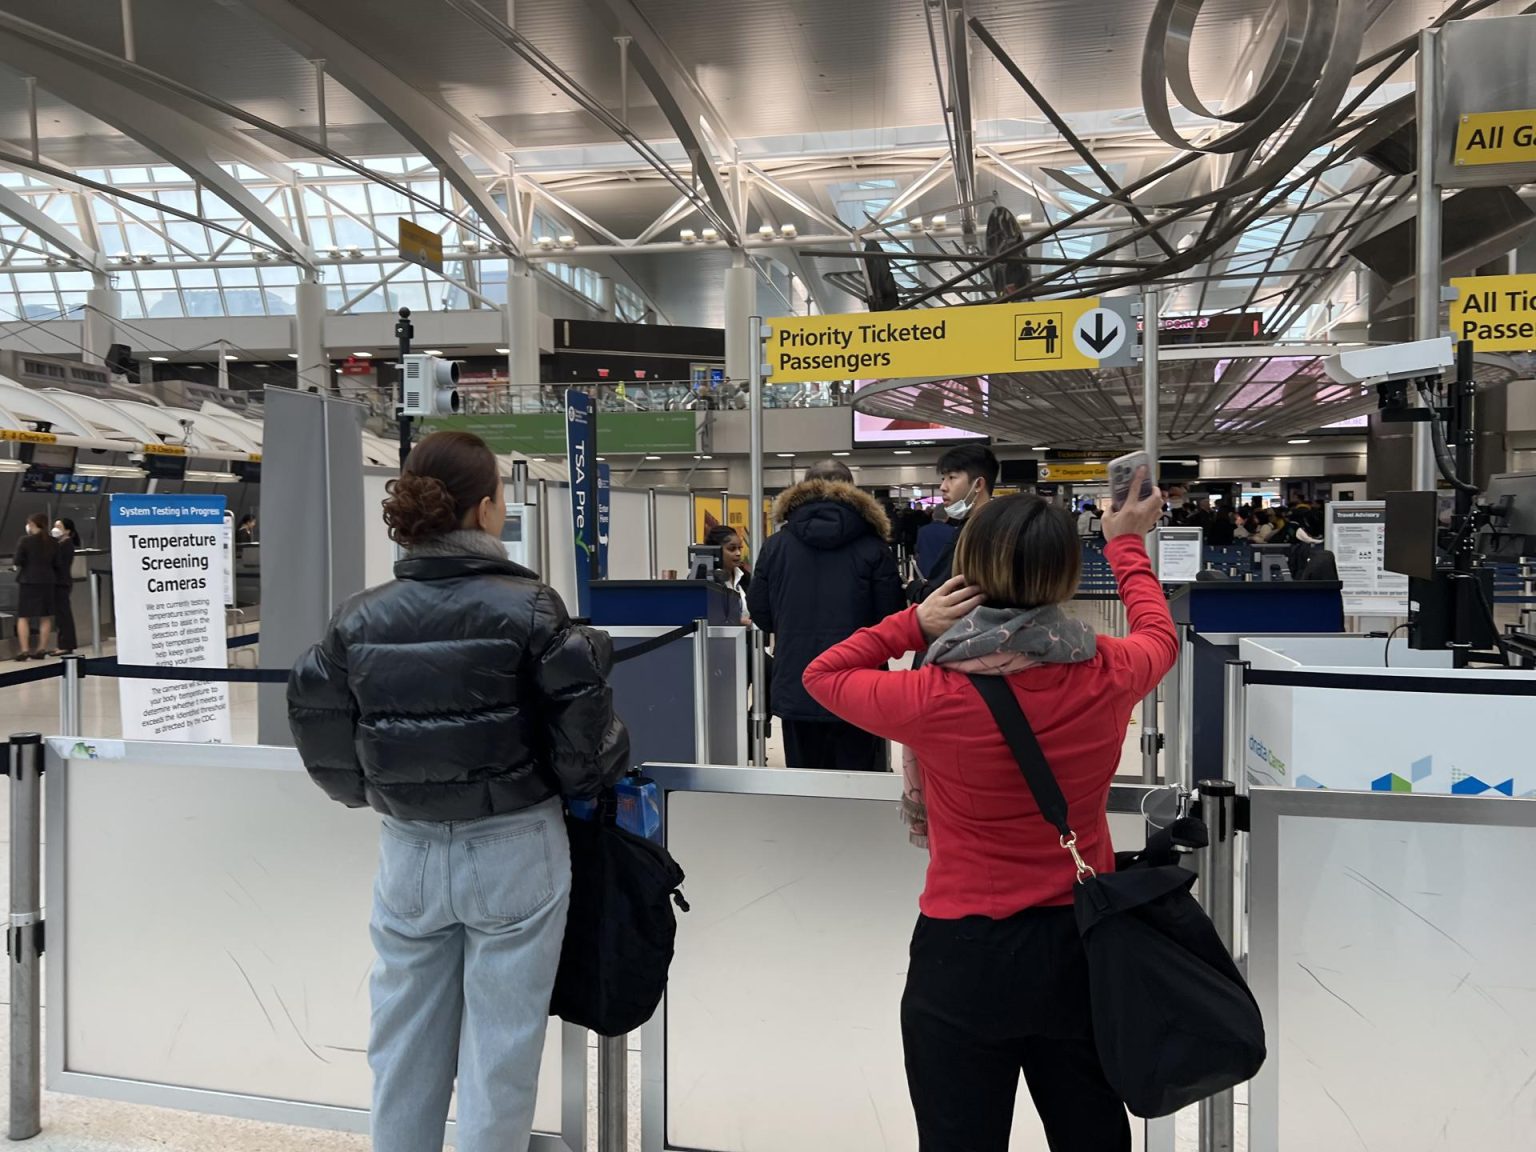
[550,808,689,1037]
[968,675,1266,1118]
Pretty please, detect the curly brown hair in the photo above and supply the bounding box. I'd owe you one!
[382,431,500,547]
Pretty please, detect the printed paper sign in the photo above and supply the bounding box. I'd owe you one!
[109,494,231,743]
[1327,501,1409,616]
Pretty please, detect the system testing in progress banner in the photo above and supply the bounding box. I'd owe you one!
[109,494,232,744]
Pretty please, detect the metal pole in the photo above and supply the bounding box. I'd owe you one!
[1139,286,1161,783]
[1223,660,1249,794]
[646,489,660,579]
[1412,26,1441,491]
[8,733,43,1141]
[511,458,528,505]
[60,655,81,737]
[1177,623,1195,791]
[536,478,549,575]
[1522,556,1535,634]
[1196,778,1238,1152]
[89,569,103,656]
[120,0,136,61]
[748,315,769,767]
[692,617,712,764]
[598,1034,627,1152]
[616,36,632,126]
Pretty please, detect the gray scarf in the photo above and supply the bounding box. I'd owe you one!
[404,528,510,564]
[926,603,1097,670]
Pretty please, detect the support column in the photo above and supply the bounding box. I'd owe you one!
[504,258,540,387]
[595,273,616,318]
[294,274,328,394]
[82,284,119,366]
[1412,27,1442,491]
[724,254,755,390]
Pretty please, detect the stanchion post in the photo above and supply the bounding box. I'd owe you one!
[1223,660,1249,795]
[597,1034,626,1152]
[1196,778,1238,1152]
[646,489,660,579]
[1138,286,1161,783]
[59,654,82,738]
[692,618,711,764]
[536,479,550,575]
[749,628,768,767]
[8,733,43,1141]
[1176,624,1195,791]
[89,570,103,657]
[1522,555,1534,634]
[748,315,768,768]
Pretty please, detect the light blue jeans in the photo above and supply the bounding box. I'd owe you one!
[369,798,571,1152]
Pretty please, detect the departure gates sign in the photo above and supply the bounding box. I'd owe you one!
[1449,274,1536,351]
[766,297,1136,383]
[1452,109,1536,168]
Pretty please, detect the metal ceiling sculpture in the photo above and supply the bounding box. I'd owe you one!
[840,0,1518,447]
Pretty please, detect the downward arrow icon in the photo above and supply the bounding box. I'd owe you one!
[1080,312,1120,354]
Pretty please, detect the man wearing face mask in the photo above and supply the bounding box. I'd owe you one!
[907,445,999,604]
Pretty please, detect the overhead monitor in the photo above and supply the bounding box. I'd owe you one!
[852,376,990,447]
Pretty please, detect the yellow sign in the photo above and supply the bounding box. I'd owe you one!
[1038,461,1108,483]
[142,442,188,456]
[1449,273,1536,350]
[1453,109,1536,167]
[766,297,1131,384]
[248,453,262,463]
[398,218,444,273]
[0,429,57,444]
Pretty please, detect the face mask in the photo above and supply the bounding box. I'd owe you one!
[50,527,63,539]
[945,479,981,520]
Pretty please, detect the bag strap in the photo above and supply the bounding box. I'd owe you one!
[966,674,1097,881]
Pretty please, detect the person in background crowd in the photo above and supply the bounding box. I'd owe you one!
[1253,508,1280,542]
[12,512,55,661]
[237,513,258,544]
[803,471,1175,1152]
[1204,502,1236,546]
[288,430,628,1152]
[912,444,1000,600]
[916,506,960,580]
[705,523,750,624]
[1076,500,1103,541]
[1288,510,1329,579]
[1232,508,1253,541]
[49,517,80,656]
[748,458,905,771]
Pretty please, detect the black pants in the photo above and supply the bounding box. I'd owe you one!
[779,717,886,771]
[901,909,1129,1152]
[54,585,76,652]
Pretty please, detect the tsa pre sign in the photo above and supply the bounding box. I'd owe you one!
[765,296,1135,383]
[109,494,231,744]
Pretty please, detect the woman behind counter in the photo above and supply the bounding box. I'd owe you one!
[50,517,80,656]
[705,523,750,623]
[12,513,55,661]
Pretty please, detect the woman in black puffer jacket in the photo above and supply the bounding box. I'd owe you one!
[288,430,627,1152]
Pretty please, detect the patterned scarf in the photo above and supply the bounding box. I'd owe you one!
[902,603,1096,847]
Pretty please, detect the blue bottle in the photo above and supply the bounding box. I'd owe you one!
[615,775,662,842]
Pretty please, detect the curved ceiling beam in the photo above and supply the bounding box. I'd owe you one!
[0,39,313,267]
[230,0,521,253]
[0,185,101,271]
[581,0,744,245]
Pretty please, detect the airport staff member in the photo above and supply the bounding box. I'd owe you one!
[748,458,905,771]
[288,430,628,1152]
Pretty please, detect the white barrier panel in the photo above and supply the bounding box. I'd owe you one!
[655,491,693,575]
[1249,788,1536,1151]
[44,739,583,1149]
[641,765,1164,1152]
[1239,637,1536,795]
[362,466,396,590]
[607,487,653,579]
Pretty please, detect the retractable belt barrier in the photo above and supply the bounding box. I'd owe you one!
[1244,665,1536,695]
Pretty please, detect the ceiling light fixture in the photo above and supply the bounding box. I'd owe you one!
[679,229,697,244]
[1032,446,1050,451]
[346,246,362,259]
[779,223,797,239]
[908,217,924,231]
[557,234,577,249]
[758,224,775,240]
[461,240,481,253]
[287,352,299,358]
[1287,438,1312,445]
[496,347,510,354]
[422,349,443,356]
[832,451,851,457]
[327,247,343,260]
[148,355,169,363]
[776,453,795,458]
[223,354,238,362]
[351,351,372,358]
[535,236,556,250]
[644,455,662,461]
[701,227,720,242]
[929,214,948,231]
[893,449,913,456]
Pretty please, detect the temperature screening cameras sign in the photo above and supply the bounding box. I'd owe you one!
[765,297,1135,383]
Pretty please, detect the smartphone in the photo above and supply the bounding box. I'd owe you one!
[1108,451,1155,511]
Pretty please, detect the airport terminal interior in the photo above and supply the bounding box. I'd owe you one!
[0,0,1533,1150]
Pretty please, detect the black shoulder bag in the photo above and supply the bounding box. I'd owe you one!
[967,675,1266,1118]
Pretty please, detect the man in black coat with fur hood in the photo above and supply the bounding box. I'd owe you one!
[748,459,906,770]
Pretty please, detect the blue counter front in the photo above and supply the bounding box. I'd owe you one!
[589,579,738,628]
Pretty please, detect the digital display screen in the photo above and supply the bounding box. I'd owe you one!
[852,377,990,446]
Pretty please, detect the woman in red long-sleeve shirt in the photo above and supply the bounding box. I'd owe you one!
[803,474,1175,1152]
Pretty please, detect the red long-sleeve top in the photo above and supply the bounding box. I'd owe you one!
[803,536,1178,919]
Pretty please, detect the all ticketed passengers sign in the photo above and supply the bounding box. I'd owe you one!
[766,296,1136,384]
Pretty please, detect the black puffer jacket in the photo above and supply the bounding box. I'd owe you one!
[288,551,629,821]
[747,479,905,721]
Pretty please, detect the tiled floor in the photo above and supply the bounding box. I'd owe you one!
[0,644,1205,1152]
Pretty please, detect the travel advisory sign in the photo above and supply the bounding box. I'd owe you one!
[766,296,1137,384]
[109,494,232,743]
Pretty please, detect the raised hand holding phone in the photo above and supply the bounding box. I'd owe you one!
[1108,450,1155,511]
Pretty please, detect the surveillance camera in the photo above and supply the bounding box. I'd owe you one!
[1323,337,1455,385]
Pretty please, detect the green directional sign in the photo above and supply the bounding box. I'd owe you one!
[421,411,697,456]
